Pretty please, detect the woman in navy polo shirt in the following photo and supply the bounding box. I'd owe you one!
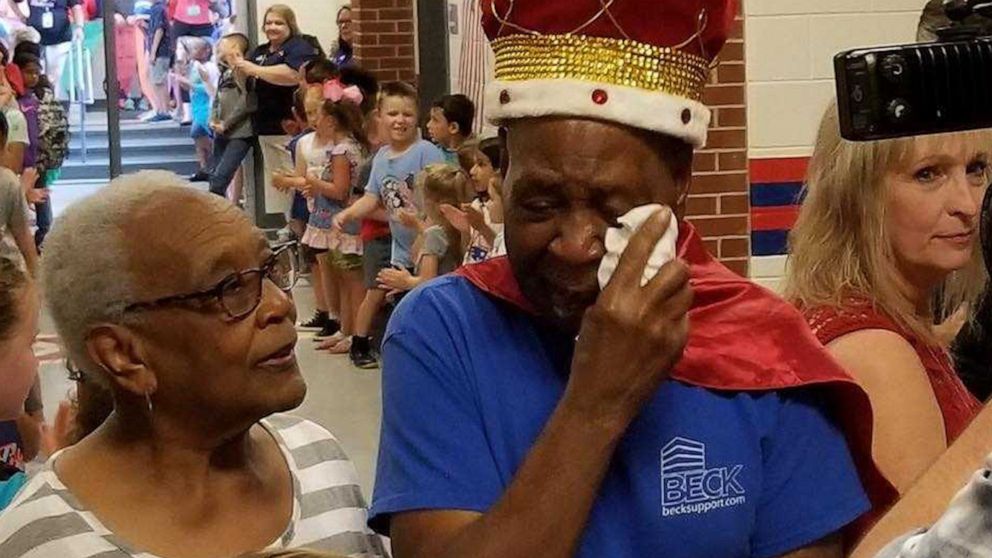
[234,3,315,220]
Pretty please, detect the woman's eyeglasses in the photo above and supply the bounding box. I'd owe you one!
[123,244,298,321]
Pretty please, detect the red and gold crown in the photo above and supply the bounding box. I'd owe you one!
[481,0,737,148]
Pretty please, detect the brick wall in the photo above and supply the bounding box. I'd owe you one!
[685,9,750,276]
[352,0,417,82]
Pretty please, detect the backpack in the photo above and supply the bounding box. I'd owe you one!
[35,88,69,175]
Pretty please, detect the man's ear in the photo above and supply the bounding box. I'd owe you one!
[448,121,461,137]
[85,324,158,398]
[498,126,510,177]
[673,171,692,221]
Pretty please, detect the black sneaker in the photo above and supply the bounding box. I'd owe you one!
[350,336,379,369]
[189,170,210,182]
[297,311,328,331]
[313,320,341,341]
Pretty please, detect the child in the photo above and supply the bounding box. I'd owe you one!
[174,37,219,182]
[0,112,36,277]
[276,86,337,340]
[377,164,467,296]
[140,0,173,122]
[306,83,370,354]
[0,258,42,509]
[8,53,44,248]
[333,81,445,369]
[15,52,68,220]
[455,137,505,264]
[208,33,255,199]
[426,93,475,165]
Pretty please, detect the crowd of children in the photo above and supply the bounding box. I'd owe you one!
[242,46,506,369]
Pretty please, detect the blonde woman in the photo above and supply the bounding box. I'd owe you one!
[785,100,991,535]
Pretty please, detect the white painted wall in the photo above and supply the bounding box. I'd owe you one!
[745,0,925,291]
[746,0,922,161]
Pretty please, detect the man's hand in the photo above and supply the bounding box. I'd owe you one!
[209,120,225,134]
[26,188,49,205]
[564,207,692,428]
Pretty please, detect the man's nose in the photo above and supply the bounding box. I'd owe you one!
[548,211,606,265]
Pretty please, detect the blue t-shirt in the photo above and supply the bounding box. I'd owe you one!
[365,140,445,268]
[370,276,870,558]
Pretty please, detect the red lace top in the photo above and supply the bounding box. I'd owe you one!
[805,300,981,540]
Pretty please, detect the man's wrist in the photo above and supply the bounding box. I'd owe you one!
[556,390,632,444]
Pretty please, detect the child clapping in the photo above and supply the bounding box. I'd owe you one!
[377,164,468,295]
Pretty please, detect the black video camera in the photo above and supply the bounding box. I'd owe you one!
[834,0,992,141]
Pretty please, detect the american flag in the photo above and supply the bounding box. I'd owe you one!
[454,0,493,135]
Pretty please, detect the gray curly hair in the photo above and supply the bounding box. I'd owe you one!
[41,171,196,383]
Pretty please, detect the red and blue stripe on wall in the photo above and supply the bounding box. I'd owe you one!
[750,157,809,256]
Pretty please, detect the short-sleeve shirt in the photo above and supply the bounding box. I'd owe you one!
[316,137,364,236]
[0,168,27,237]
[250,36,317,136]
[17,94,39,169]
[358,148,390,242]
[364,139,445,268]
[0,421,24,480]
[172,0,211,24]
[146,0,171,58]
[370,276,870,558]
[419,225,459,276]
[0,414,388,557]
[26,0,81,46]
[4,104,29,147]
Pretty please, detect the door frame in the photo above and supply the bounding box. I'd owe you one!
[100,0,124,178]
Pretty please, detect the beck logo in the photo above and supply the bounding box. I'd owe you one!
[660,437,746,517]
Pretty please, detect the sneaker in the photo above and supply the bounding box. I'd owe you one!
[123,98,136,111]
[189,171,210,182]
[349,336,379,369]
[276,226,296,244]
[149,113,173,123]
[139,110,158,122]
[313,320,341,341]
[297,310,328,331]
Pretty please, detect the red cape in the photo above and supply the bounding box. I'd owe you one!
[456,222,894,541]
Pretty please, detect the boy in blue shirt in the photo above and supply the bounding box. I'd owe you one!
[368,1,875,557]
[334,81,445,368]
[426,93,474,166]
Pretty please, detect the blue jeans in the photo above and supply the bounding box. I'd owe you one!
[209,136,255,197]
[34,196,51,249]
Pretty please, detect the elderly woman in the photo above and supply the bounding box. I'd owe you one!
[785,101,991,537]
[235,4,316,218]
[0,171,386,558]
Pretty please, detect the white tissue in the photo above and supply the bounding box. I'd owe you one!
[597,204,679,290]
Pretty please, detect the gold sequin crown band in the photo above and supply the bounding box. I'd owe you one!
[491,33,711,101]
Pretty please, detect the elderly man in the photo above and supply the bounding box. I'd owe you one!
[368,1,879,557]
[0,171,386,558]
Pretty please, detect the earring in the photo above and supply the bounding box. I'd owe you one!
[145,391,154,414]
